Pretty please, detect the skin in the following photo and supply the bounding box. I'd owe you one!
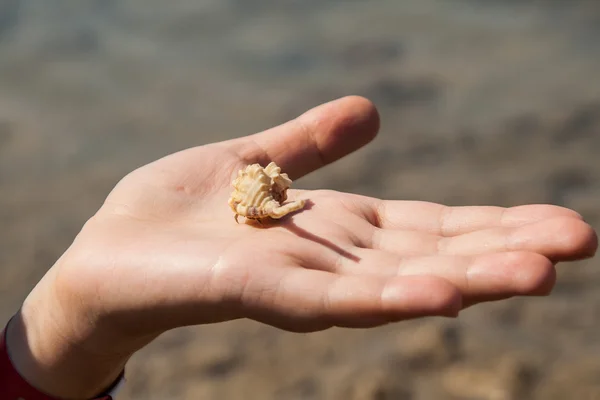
[5,96,597,399]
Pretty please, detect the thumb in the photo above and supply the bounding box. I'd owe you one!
[230,96,380,180]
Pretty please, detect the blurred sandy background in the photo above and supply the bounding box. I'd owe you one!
[1,1,600,399]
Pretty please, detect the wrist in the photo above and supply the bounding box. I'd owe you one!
[6,278,131,399]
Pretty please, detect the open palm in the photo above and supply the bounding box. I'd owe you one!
[53,97,597,344]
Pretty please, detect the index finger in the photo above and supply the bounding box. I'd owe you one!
[347,193,585,237]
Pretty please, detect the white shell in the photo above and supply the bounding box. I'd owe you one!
[228,162,306,222]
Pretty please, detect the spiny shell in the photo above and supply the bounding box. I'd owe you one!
[228,162,306,222]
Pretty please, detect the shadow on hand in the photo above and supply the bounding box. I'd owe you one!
[248,199,361,263]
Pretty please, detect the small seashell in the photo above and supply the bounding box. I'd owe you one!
[228,162,306,223]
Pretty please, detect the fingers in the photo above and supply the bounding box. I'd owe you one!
[230,96,380,180]
[335,249,556,300]
[241,267,462,332]
[402,251,557,297]
[436,216,597,260]
[322,274,462,327]
[372,216,597,261]
[373,200,585,236]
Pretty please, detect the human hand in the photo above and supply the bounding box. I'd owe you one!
[8,96,597,398]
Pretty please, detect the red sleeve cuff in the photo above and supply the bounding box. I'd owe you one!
[0,321,114,400]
